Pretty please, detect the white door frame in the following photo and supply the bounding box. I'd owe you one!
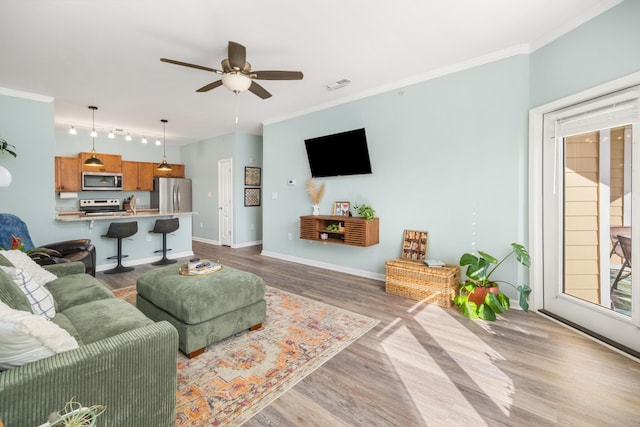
[218,158,233,246]
[530,71,640,353]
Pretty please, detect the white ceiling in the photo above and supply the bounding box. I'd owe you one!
[0,0,620,145]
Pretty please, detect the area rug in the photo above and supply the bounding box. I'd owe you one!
[113,285,378,426]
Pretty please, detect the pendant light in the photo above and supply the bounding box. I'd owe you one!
[157,119,172,171]
[83,106,104,167]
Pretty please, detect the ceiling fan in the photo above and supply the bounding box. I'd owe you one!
[160,41,303,99]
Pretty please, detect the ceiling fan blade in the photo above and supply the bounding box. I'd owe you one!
[248,81,272,99]
[196,80,223,92]
[160,58,222,74]
[252,70,304,80]
[228,41,246,70]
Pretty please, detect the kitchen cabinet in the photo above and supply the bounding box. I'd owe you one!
[80,152,122,173]
[54,156,81,192]
[122,161,154,191]
[153,163,185,178]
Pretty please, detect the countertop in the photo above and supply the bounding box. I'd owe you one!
[56,210,196,222]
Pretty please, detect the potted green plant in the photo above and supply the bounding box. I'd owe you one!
[353,203,375,221]
[453,243,531,321]
[45,398,106,427]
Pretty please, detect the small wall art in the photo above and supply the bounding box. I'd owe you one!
[333,201,350,216]
[244,167,261,186]
[401,229,428,261]
[244,188,261,207]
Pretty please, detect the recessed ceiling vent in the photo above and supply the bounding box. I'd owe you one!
[326,78,351,91]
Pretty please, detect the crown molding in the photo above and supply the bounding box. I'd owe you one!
[0,87,54,103]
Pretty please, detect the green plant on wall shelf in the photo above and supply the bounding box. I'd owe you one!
[0,138,17,158]
[353,204,375,222]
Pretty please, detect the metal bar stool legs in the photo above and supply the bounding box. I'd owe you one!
[102,221,138,274]
[151,218,179,265]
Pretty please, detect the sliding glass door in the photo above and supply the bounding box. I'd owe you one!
[542,86,640,353]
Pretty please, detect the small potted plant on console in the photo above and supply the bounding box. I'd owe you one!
[454,243,531,321]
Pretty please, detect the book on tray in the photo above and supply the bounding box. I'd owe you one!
[424,259,445,267]
[188,260,222,274]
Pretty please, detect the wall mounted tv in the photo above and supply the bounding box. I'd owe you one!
[304,128,372,178]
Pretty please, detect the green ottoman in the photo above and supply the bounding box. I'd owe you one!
[136,263,266,358]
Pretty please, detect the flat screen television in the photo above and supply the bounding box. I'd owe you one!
[304,128,372,177]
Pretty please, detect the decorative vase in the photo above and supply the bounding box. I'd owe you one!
[312,204,320,216]
[468,287,500,306]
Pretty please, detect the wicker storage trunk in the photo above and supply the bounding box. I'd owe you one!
[385,258,460,307]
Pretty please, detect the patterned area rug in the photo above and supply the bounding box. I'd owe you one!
[113,285,378,426]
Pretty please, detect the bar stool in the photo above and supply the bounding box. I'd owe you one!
[102,221,138,274]
[150,218,179,265]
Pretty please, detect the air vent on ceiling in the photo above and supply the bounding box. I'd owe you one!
[326,78,351,91]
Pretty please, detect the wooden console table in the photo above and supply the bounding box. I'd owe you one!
[299,215,379,247]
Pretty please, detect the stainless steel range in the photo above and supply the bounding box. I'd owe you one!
[79,199,124,216]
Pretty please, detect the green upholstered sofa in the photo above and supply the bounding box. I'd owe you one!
[0,255,179,427]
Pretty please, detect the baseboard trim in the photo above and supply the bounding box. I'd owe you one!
[260,250,385,282]
[192,237,220,246]
[232,240,263,249]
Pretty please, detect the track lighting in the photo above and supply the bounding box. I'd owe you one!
[69,126,77,135]
[108,130,115,139]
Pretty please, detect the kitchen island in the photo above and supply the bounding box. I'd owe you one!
[55,210,195,272]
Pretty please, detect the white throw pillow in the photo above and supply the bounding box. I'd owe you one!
[1,266,56,319]
[0,301,78,370]
[0,249,58,285]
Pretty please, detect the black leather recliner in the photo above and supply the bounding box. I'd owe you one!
[0,213,96,276]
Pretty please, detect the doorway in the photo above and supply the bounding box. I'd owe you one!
[218,158,233,246]
[534,84,640,354]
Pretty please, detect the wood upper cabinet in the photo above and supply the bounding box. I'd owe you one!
[153,163,185,178]
[79,152,122,173]
[54,156,81,192]
[122,161,154,191]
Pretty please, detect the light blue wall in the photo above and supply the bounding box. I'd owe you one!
[181,133,234,243]
[530,0,640,107]
[263,55,530,284]
[181,132,262,246]
[0,94,57,244]
[234,133,263,245]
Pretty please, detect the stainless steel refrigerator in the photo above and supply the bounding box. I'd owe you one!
[150,177,192,213]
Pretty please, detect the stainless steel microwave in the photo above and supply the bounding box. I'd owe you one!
[82,172,123,191]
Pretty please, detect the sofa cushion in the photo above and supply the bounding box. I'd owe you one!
[0,300,78,370]
[62,298,153,344]
[51,312,84,345]
[0,267,55,319]
[45,274,113,312]
[0,250,57,285]
[0,267,31,312]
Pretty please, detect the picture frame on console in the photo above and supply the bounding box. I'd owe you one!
[333,201,350,216]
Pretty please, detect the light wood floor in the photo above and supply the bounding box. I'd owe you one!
[99,242,640,427]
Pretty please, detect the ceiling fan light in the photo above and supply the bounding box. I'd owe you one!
[222,73,251,93]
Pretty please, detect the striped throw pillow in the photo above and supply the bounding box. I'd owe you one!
[0,266,56,320]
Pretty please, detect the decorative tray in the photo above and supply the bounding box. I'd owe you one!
[179,260,223,276]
